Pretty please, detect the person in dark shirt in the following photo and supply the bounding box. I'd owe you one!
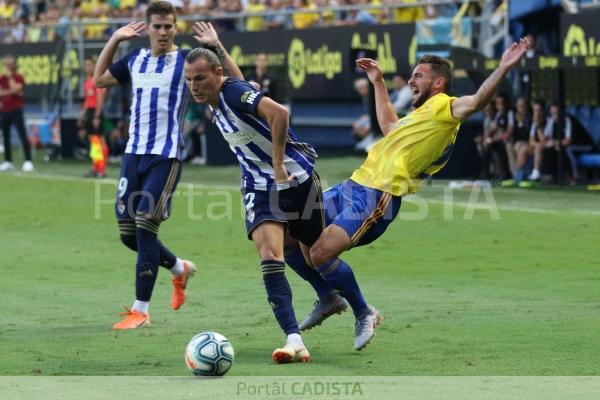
[247,52,282,103]
[0,55,33,172]
[505,97,531,184]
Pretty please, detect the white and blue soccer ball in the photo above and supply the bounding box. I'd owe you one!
[185,331,234,376]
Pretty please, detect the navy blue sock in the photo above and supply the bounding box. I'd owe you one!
[285,245,335,300]
[261,260,299,335]
[157,243,177,269]
[119,220,176,268]
[317,258,369,317]
[134,219,160,302]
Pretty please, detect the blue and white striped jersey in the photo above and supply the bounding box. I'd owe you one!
[109,48,190,160]
[211,78,318,191]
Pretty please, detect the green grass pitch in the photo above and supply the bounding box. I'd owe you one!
[1,156,599,377]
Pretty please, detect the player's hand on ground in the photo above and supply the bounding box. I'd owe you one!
[356,58,384,84]
[500,37,530,71]
[192,21,219,46]
[114,22,146,42]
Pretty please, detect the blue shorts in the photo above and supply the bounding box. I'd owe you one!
[323,180,402,247]
[115,154,182,223]
[242,173,325,246]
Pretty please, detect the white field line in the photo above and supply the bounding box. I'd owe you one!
[5,171,600,216]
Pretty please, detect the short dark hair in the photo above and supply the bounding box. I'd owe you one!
[185,46,222,70]
[416,55,453,92]
[146,1,176,22]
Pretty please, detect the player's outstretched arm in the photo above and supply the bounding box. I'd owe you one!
[451,37,530,122]
[95,22,146,88]
[192,21,244,80]
[355,58,399,135]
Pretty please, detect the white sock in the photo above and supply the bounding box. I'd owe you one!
[287,333,304,349]
[169,258,185,276]
[132,300,149,314]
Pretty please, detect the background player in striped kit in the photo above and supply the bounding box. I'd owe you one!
[184,47,333,363]
[94,2,242,329]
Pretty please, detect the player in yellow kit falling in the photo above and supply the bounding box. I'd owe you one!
[283,38,531,351]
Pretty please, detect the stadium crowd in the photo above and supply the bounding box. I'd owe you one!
[0,0,486,42]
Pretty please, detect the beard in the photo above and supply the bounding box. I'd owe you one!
[411,86,432,108]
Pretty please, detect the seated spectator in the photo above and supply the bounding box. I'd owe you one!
[245,0,265,32]
[528,101,548,181]
[314,0,335,26]
[506,96,531,183]
[538,103,573,182]
[333,0,377,26]
[80,0,109,40]
[474,101,496,179]
[291,0,318,30]
[389,73,411,117]
[481,94,512,179]
[188,0,213,15]
[390,0,425,23]
[213,0,242,32]
[263,0,292,30]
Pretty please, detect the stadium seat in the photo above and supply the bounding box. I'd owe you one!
[578,154,600,168]
[565,105,577,118]
[576,106,593,134]
[591,106,600,146]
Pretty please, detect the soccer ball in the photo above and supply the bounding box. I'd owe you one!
[185,331,234,376]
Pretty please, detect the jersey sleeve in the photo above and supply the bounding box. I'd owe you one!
[435,95,460,123]
[222,79,265,115]
[108,48,141,84]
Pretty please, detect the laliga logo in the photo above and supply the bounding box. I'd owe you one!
[563,24,600,56]
[287,38,343,89]
[288,38,306,89]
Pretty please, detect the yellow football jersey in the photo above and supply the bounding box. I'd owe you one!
[350,93,461,196]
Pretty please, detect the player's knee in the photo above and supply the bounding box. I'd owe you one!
[134,214,160,234]
[118,220,137,251]
[258,244,284,262]
[309,243,331,268]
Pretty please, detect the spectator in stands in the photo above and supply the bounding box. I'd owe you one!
[389,73,412,117]
[247,52,282,104]
[528,100,547,181]
[352,77,375,152]
[263,0,292,30]
[505,96,531,183]
[487,93,512,179]
[291,0,318,29]
[0,0,19,24]
[474,101,496,179]
[245,0,265,32]
[213,0,242,32]
[334,0,377,26]
[313,0,335,26]
[0,54,33,172]
[188,0,213,15]
[539,103,573,182]
[388,0,425,23]
[80,0,110,39]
